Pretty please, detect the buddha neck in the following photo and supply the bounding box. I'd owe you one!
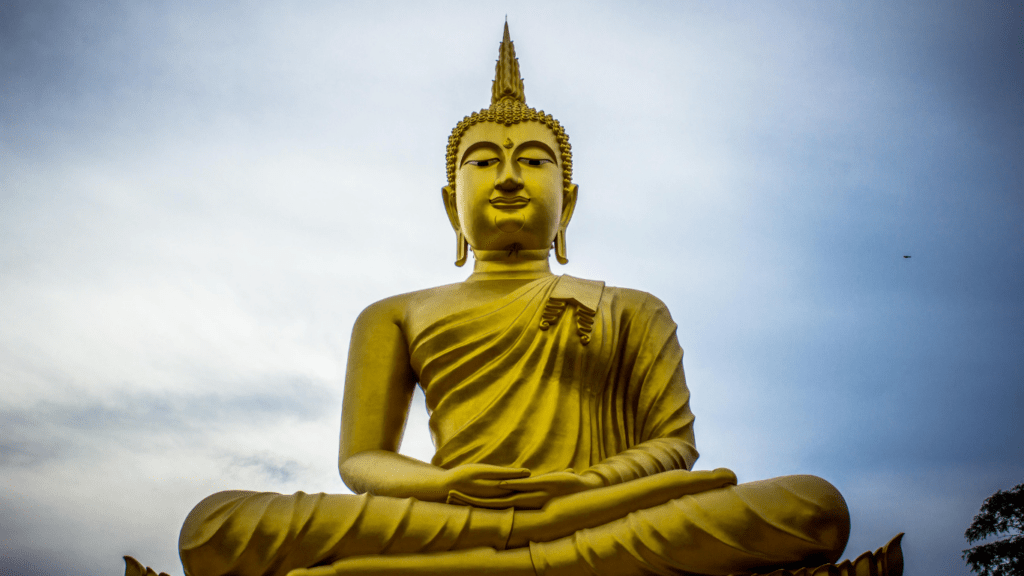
[465,249,553,282]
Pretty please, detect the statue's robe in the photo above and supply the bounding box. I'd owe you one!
[415,275,698,481]
[180,275,849,576]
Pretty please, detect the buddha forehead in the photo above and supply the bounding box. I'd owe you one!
[456,121,561,165]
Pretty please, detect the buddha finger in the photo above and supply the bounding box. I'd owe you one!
[446,490,473,506]
[498,481,566,494]
[448,489,549,509]
[662,468,738,493]
[455,464,532,481]
[498,472,586,494]
[473,468,532,480]
[451,484,516,499]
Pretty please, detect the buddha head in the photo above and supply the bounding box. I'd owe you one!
[442,23,578,266]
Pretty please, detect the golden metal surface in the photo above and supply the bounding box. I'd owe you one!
[175,23,901,576]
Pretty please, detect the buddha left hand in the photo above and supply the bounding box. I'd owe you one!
[447,470,603,509]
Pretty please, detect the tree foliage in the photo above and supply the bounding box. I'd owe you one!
[963,483,1024,576]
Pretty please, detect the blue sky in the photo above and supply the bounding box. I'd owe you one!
[1,2,1021,575]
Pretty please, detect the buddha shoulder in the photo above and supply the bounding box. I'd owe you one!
[598,285,680,334]
[601,285,672,314]
[353,281,524,340]
[352,281,675,339]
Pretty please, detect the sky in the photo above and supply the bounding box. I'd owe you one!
[1,1,1022,575]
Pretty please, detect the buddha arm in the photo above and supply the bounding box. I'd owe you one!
[582,436,698,487]
[582,384,698,487]
[583,298,699,487]
[338,299,529,502]
[338,299,436,499]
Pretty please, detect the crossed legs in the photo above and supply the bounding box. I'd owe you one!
[181,470,848,576]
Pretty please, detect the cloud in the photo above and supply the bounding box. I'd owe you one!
[0,381,348,575]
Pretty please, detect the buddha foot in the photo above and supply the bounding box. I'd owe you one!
[744,533,904,576]
[123,555,171,576]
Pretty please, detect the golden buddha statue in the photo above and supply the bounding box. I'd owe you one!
[165,23,904,576]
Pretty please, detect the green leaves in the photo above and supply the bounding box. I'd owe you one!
[963,484,1024,576]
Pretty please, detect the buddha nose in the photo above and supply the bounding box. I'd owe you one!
[494,165,524,192]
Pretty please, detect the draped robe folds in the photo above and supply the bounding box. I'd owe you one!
[412,275,699,482]
[179,275,850,576]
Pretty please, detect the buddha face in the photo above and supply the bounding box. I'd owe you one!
[443,121,577,254]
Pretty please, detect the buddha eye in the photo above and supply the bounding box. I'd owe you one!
[518,158,552,166]
[466,159,498,167]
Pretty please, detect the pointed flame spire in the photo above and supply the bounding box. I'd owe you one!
[447,21,572,205]
[491,22,526,106]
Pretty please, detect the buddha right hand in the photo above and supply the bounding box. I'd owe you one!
[443,463,532,505]
[507,468,738,547]
[540,468,738,520]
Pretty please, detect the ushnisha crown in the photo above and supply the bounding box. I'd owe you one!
[445,23,573,194]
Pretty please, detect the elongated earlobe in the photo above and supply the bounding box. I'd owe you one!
[441,185,468,267]
[555,184,577,265]
[555,228,568,265]
[455,231,468,267]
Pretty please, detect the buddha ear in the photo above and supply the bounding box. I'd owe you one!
[560,183,578,228]
[442,185,469,266]
[441,185,461,233]
[555,184,578,265]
